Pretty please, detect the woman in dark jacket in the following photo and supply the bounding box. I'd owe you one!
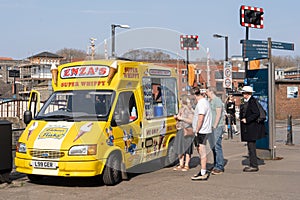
[240,86,266,172]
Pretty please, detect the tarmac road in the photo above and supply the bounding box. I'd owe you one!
[1,120,300,200]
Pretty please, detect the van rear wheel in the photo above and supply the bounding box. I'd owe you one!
[102,153,122,185]
[162,139,177,167]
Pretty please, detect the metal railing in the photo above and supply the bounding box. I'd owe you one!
[0,99,29,118]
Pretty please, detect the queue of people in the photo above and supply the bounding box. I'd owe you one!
[172,85,266,181]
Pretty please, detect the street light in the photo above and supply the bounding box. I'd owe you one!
[213,34,229,61]
[111,24,130,58]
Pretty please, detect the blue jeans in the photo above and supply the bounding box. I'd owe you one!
[209,126,224,171]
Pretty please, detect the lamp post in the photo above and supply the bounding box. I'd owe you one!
[213,34,229,61]
[111,24,130,58]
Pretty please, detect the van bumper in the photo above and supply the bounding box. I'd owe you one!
[15,157,106,177]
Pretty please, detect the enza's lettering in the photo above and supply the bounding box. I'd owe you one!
[61,65,109,79]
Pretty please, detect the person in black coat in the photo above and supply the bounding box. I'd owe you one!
[240,86,266,172]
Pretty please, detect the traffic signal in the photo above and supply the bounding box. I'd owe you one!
[180,35,199,50]
[240,5,264,29]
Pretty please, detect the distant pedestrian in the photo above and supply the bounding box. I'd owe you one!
[191,87,212,181]
[240,86,266,172]
[173,94,194,171]
[206,87,225,175]
[225,94,238,134]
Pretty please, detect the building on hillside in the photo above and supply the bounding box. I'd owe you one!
[18,51,64,100]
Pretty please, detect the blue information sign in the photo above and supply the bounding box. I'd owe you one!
[241,40,269,61]
[241,40,294,61]
[271,41,294,51]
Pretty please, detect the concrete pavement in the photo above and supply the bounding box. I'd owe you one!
[1,120,300,200]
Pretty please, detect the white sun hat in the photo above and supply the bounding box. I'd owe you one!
[241,86,255,93]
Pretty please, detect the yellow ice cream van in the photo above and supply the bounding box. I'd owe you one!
[15,59,179,185]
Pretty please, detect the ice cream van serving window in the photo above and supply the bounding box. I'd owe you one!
[142,77,178,119]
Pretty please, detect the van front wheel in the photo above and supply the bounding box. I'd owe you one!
[27,174,44,182]
[102,153,122,185]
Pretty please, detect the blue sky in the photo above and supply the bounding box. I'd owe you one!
[0,0,298,61]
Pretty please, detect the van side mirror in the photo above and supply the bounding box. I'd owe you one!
[111,117,117,127]
[24,110,33,125]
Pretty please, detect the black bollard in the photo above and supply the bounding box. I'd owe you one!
[286,114,294,145]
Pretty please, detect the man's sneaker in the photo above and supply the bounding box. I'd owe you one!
[191,171,210,181]
[193,171,202,177]
[211,169,224,175]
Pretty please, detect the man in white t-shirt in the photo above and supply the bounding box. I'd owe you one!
[191,87,212,181]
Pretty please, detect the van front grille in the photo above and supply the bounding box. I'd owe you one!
[30,150,65,159]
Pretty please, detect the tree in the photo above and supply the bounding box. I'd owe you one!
[122,49,172,61]
[272,55,296,68]
[56,48,87,62]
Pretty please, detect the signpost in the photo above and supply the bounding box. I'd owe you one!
[8,69,20,97]
[239,5,295,159]
[241,39,295,61]
[8,69,20,78]
[223,61,232,89]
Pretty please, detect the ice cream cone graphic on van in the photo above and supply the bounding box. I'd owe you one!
[51,63,58,85]
[73,122,93,142]
[27,121,38,140]
[107,61,118,84]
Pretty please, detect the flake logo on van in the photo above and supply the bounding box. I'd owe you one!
[38,127,68,139]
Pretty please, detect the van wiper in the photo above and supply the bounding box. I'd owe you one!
[36,115,74,121]
[71,114,108,121]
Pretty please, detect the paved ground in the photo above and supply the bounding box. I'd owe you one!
[1,120,300,200]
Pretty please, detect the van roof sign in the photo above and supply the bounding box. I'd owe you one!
[61,65,109,79]
[149,69,171,76]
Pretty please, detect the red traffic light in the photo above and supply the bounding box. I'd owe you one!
[240,5,264,29]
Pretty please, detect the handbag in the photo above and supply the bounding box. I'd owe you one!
[184,127,194,136]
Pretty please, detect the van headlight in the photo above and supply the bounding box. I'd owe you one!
[17,142,27,153]
[68,145,97,156]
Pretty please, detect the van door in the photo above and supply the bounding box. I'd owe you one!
[111,91,142,168]
[28,90,41,118]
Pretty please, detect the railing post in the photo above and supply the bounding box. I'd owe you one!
[286,114,294,146]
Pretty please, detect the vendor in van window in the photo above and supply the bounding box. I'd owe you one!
[153,86,162,103]
[95,95,106,115]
